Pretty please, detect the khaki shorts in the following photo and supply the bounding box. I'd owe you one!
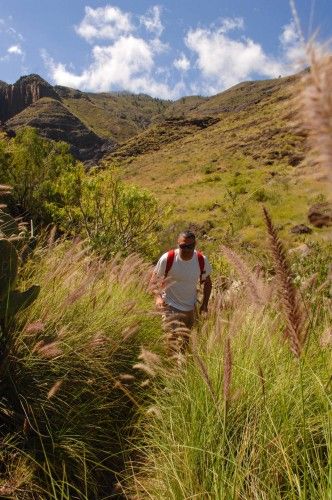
[162,305,195,355]
[162,305,195,330]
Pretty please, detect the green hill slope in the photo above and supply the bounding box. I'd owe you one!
[6,97,115,162]
[106,73,329,251]
[55,86,171,142]
[0,74,171,162]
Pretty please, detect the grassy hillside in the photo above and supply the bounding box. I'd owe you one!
[6,97,110,162]
[3,71,330,252]
[55,86,171,142]
[106,73,329,253]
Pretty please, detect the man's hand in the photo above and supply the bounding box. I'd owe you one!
[200,276,212,316]
[155,295,165,310]
[199,303,208,315]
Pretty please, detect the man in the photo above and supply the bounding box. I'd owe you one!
[153,231,212,331]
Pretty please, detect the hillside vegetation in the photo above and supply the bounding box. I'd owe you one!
[106,73,330,255]
[0,74,171,162]
[0,54,331,498]
[57,87,170,142]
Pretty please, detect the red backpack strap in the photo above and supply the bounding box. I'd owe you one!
[197,251,205,283]
[164,249,175,278]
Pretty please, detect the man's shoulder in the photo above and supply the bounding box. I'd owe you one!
[196,250,209,260]
[159,251,171,262]
[155,251,171,268]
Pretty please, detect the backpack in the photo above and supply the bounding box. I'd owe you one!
[164,249,205,283]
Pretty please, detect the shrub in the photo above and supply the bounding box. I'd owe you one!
[0,128,78,223]
[0,128,166,259]
[253,188,269,202]
[53,167,165,259]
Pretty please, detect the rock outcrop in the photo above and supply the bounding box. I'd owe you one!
[290,224,312,234]
[0,74,59,123]
[308,202,332,228]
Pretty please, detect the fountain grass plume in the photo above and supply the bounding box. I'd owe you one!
[300,46,332,186]
[263,206,307,358]
[220,244,269,307]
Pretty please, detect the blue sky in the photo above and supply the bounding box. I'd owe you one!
[0,1,331,99]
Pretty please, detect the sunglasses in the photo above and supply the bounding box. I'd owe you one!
[179,243,195,250]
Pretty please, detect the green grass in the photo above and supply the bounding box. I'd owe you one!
[0,239,162,498]
[1,224,330,498]
[106,75,329,255]
[125,286,332,499]
[62,92,170,142]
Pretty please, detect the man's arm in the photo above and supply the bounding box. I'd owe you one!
[149,271,165,309]
[200,275,212,314]
[149,255,166,309]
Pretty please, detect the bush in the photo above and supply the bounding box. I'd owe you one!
[0,128,166,259]
[0,128,78,223]
[53,167,165,259]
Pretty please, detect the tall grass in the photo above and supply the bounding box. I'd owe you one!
[0,239,162,498]
[124,194,331,497]
[126,272,331,499]
[1,39,331,500]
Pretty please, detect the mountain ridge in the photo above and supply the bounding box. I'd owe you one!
[0,72,304,167]
[0,74,171,163]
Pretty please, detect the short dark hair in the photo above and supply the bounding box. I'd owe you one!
[179,230,196,240]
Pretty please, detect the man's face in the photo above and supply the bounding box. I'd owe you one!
[178,235,196,260]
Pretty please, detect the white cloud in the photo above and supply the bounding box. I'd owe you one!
[140,5,164,37]
[43,6,307,100]
[0,18,25,64]
[174,53,190,71]
[218,17,244,33]
[185,24,283,92]
[75,6,134,42]
[42,35,182,99]
[183,17,307,94]
[6,27,24,41]
[7,44,23,55]
[149,37,169,54]
[279,20,306,72]
[280,20,298,45]
[44,4,182,99]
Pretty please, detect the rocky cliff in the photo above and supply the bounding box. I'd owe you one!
[0,74,60,123]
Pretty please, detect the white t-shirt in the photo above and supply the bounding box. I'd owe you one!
[154,249,212,311]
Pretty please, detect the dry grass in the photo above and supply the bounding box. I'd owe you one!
[223,336,233,402]
[126,258,331,498]
[220,244,270,307]
[263,206,307,357]
[300,47,332,186]
[0,238,162,498]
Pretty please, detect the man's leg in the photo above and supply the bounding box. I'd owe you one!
[162,306,195,354]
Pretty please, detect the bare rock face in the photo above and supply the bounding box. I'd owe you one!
[290,224,312,234]
[308,202,332,228]
[288,243,312,257]
[0,74,60,123]
[0,74,116,163]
